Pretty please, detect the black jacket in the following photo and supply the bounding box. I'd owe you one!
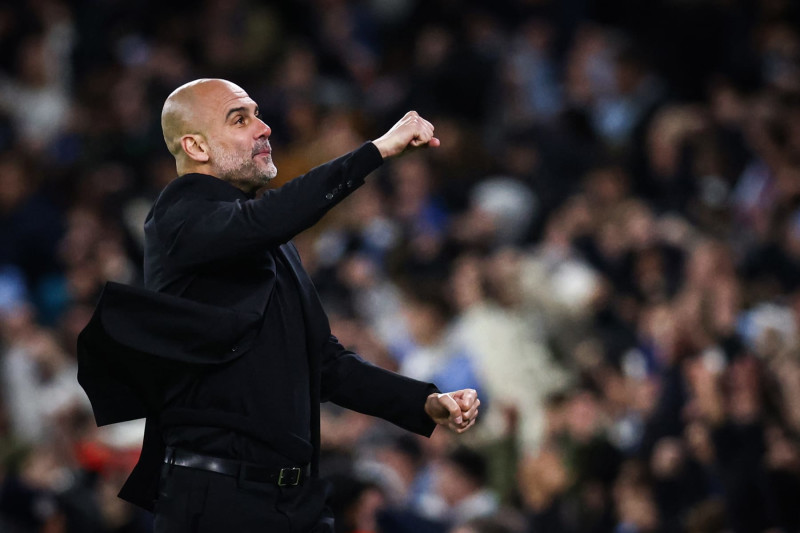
[78,142,438,510]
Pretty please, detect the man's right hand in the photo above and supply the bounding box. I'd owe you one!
[371,111,440,159]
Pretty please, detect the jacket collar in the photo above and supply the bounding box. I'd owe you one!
[173,173,254,200]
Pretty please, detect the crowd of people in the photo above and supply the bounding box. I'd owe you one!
[2,0,800,532]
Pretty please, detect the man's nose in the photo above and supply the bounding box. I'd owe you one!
[255,119,271,139]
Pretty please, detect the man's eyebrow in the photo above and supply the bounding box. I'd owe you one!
[225,106,248,121]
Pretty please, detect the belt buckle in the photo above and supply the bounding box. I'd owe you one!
[277,467,301,486]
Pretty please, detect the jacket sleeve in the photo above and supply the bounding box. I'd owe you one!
[320,334,439,437]
[154,142,383,269]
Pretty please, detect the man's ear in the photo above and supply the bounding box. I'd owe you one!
[181,134,210,163]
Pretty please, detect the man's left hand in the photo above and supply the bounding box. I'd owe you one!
[425,389,480,434]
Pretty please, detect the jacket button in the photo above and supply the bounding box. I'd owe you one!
[231,346,238,352]
[346,180,353,187]
[338,183,343,190]
[325,193,334,200]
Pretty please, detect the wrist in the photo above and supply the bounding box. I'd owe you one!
[424,393,440,420]
[370,139,391,159]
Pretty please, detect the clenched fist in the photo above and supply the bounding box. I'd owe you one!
[372,111,440,159]
[424,388,480,434]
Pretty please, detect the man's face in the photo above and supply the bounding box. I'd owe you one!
[200,82,277,192]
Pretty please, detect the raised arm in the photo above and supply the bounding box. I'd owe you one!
[151,112,438,269]
[150,143,380,268]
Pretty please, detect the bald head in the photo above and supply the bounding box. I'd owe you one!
[161,78,243,158]
[160,78,276,190]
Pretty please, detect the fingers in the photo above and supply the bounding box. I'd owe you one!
[374,111,438,157]
[404,111,436,149]
[449,415,477,434]
[409,127,434,147]
[453,389,478,410]
[437,392,463,425]
[462,399,480,422]
[436,389,481,434]
[454,418,477,434]
[451,389,477,408]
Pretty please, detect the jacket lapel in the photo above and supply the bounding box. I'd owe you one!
[277,242,324,476]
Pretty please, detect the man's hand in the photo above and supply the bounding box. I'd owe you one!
[372,111,440,159]
[425,389,480,434]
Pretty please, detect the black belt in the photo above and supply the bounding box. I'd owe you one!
[163,447,307,487]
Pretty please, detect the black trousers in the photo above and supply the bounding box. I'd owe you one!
[153,463,334,533]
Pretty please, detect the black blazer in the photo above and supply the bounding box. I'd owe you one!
[78,143,438,511]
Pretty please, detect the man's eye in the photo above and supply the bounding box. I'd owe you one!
[236,116,245,124]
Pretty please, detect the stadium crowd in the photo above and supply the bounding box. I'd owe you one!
[2,0,800,532]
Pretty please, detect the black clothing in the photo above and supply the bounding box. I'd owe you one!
[77,142,440,516]
[154,462,334,533]
[162,247,312,466]
[162,447,308,485]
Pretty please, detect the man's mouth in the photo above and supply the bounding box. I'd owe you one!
[253,144,272,158]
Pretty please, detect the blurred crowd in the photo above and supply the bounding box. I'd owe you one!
[2,0,800,532]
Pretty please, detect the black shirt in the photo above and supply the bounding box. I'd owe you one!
[162,247,312,466]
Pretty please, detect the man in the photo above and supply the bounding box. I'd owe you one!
[77,78,480,532]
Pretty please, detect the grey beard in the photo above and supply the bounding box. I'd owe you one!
[213,151,277,192]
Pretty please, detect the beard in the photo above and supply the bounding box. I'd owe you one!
[211,141,277,193]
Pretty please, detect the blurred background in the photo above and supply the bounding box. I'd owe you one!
[2,0,800,532]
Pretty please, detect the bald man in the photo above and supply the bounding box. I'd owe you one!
[77,79,479,533]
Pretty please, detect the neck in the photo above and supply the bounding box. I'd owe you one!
[176,160,211,177]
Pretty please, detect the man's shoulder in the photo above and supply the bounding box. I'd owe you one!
[157,173,237,201]
[145,175,217,235]
[152,174,249,216]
